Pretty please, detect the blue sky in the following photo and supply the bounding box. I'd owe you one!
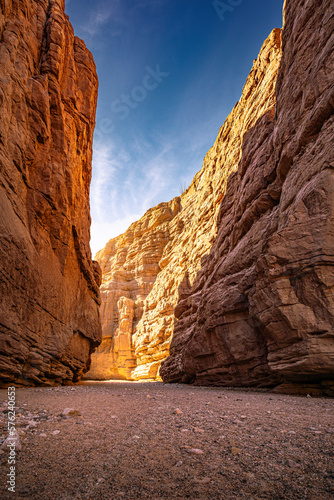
[65,0,284,255]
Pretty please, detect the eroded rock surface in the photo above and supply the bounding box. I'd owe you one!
[88,27,283,381]
[0,0,101,387]
[161,0,334,394]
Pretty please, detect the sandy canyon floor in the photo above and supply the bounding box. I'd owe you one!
[0,381,333,499]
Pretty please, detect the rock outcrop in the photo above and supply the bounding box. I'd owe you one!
[0,0,101,387]
[161,0,334,394]
[88,26,283,381]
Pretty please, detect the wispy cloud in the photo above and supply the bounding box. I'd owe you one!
[89,70,229,255]
[79,0,124,39]
[91,142,117,222]
[90,130,185,254]
[86,0,233,256]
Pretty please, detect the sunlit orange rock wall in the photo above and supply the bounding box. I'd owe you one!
[161,0,334,394]
[88,27,283,381]
[0,0,101,387]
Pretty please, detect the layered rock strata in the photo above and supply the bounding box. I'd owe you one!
[161,0,334,394]
[88,26,283,381]
[0,0,101,387]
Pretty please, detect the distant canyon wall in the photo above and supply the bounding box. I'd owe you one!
[0,0,101,387]
[88,0,334,394]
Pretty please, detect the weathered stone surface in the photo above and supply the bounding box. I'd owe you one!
[88,27,283,381]
[87,199,182,380]
[161,0,334,393]
[0,0,101,387]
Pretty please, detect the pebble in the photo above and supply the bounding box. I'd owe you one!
[27,420,38,428]
[51,430,60,436]
[173,408,183,415]
[288,460,300,468]
[1,430,22,451]
[194,477,211,484]
[245,472,256,481]
[193,427,205,434]
[187,448,204,455]
[61,408,81,417]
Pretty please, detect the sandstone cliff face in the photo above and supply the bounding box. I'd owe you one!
[88,27,283,381]
[161,0,334,395]
[0,0,101,387]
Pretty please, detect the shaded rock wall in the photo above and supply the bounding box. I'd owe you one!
[0,0,101,387]
[161,0,334,394]
[88,27,283,380]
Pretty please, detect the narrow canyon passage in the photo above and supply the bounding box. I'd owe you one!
[1,383,333,500]
[0,0,333,497]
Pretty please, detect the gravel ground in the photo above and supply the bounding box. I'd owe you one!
[0,381,333,500]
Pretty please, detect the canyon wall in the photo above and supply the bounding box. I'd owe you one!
[161,0,334,394]
[0,0,101,387]
[88,26,283,381]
